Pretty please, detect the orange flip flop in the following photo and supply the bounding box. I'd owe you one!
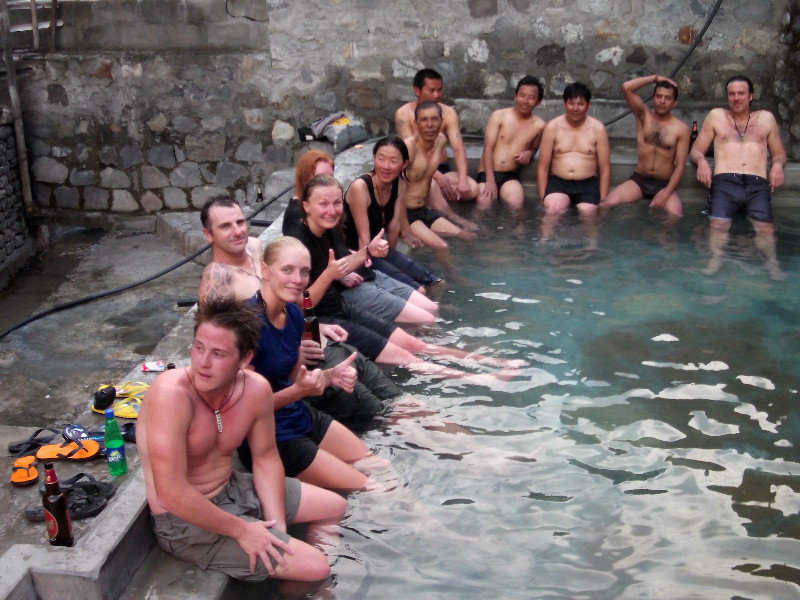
[10,456,39,487]
[36,439,101,461]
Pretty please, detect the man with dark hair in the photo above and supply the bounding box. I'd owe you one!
[198,197,265,302]
[400,101,475,273]
[137,297,347,581]
[476,75,546,228]
[537,82,610,245]
[601,74,689,219]
[690,74,787,279]
[395,68,478,230]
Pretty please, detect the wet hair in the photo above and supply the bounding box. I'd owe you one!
[563,82,591,103]
[515,75,544,101]
[373,136,409,162]
[261,235,309,267]
[200,196,240,230]
[301,174,342,204]
[654,80,678,100]
[415,100,442,120]
[726,74,754,95]
[413,68,442,90]
[294,150,335,198]
[194,297,261,358]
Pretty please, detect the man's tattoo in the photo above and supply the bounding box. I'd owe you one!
[199,264,235,301]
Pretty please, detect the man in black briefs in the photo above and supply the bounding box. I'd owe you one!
[690,75,787,280]
[601,74,689,220]
[476,75,546,228]
[537,82,610,246]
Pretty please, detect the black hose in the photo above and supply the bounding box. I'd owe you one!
[603,0,724,127]
[0,183,292,339]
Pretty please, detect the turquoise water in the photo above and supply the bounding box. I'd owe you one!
[303,205,800,599]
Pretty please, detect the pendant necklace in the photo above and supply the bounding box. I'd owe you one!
[186,368,245,433]
[733,113,751,141]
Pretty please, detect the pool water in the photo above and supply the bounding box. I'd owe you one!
[317,205,799,599]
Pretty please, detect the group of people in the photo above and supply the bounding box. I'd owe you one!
[136,67,789,587]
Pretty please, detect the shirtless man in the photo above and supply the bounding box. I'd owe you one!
[537,82,611,246]
[476,75,546,227]
[601,75,689,220]
[395,68,478,231]
[401,101,475,273]
[137,298,347,581]
[690,75,787,280]
[198,196,264,302]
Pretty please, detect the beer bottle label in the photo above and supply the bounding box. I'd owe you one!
[45,471,57,485]
[45,509,58,539]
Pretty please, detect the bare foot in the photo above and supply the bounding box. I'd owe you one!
[702,256,723,276]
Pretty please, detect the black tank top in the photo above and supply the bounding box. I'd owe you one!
[343,174,398,248]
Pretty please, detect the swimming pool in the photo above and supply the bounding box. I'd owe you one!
[325,204,800,599]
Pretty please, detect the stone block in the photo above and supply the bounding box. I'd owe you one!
[47,83,69,106]
[100,167,131,189]
[200,163,216,184]
[29,138,50,157]
[243,108,270,131]
[111,189,139,212]
[52,146,71,158]
[32,157,68,184]
[271,120,295,146]
[235,140,263,163]
[201,116,226,132]
[140,191,164,213]
[170,162,203,188]
[54,186,80,209]
[346,84,384,111]
[148,145,177,169]
[190,186,228,209]
[147,113,168,132]
[141,166,170,189]
[119,144,144,169]
[469,0,497,17]
[162,187,188,210]
[185,133,226,162]
[99,146,119,167]
[264,144,292,167]
[70,168,98,186]
[84,186,110,210]
[33,182,51,206]
[172,115,197,134]
[215,161,249,187]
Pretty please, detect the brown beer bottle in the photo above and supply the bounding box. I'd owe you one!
[302,291,321,344]
[42,461,74,547]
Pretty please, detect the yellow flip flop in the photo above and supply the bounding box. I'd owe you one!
[91,382,148,418]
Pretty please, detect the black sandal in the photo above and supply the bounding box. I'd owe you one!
[7,427,60,457]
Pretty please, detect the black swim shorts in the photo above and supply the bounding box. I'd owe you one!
[406,205,444,228]
[274,405,334,477]
[476,170,521,189]
[707,173,772,223]
[545,174,600,205]
[437,162,451,174]
[629,172,670,199]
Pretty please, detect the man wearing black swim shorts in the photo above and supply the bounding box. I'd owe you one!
[601,74,689,220]
[537,82,610,247]
[690,75,787,280]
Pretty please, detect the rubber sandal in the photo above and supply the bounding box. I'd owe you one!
[91,382,148,419]
[63,423,105,443]
[39,472,115,500]
[120,422,136,443]
[25,487,108,522]
[35,439,101,461]
[7,427,61,457]
[10,456,39,487]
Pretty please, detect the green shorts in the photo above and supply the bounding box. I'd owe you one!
[152,470,301,581]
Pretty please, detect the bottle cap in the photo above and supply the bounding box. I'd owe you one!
[104,408,115,419]
[43,461,53,469]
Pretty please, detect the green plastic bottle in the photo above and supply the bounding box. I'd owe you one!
[104,408,128,477]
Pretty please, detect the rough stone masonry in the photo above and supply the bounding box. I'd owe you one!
[11,0,794,220]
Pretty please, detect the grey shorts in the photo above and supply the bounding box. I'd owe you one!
[341,270,413,322]
[152,470,301,581]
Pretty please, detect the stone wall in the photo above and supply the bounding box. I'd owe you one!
[19,0,791,217]
[776,0,799,159]
[0,109,33,288]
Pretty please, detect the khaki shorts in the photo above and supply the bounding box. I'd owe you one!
[152,470,301,581]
